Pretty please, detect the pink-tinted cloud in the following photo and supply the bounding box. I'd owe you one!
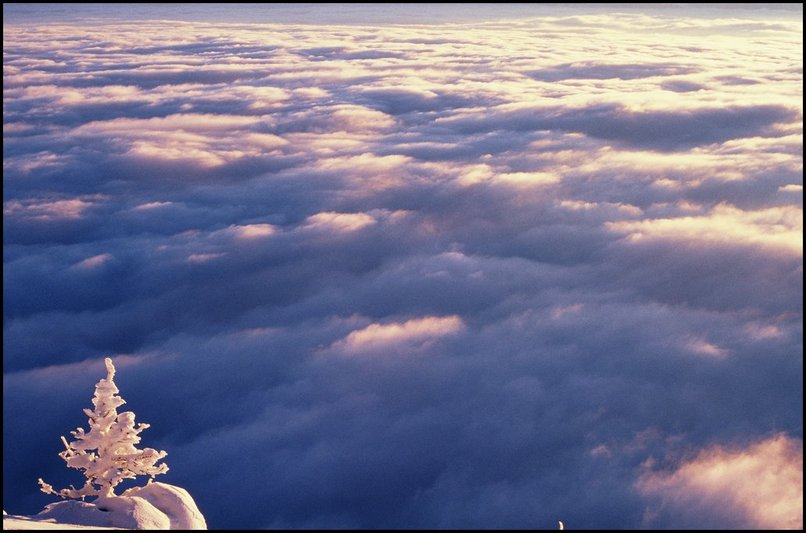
[334,315,465,353]
[186,252,227,264]
[302,212,376,233]
[3,197,100,221]
[683,337,729,358]
[71,253,113,270]
[225,223,277,239]
[607,204,802,256]
[637,434,803,529]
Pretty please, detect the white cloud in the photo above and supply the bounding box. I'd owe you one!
[186,252,226,263]
[226,224,277,239]
[302,212,376,233]
[607,204,803,256]
[637,434,803,529]
[72,253,112,270]
[684,337,729,358]
[334,316,465,353]
[4,197,100,221]
[132,201,173,210]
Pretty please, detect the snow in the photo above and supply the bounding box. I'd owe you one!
[4,483,206,530]
[39,499,168,529]
[3,513,122,530]
[124,482,207,530]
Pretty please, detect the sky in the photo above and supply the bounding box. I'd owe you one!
[3,3,803,530]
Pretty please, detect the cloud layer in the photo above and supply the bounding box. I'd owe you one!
[3,6,802,529]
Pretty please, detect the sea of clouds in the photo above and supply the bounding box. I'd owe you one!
[3,7,802,529]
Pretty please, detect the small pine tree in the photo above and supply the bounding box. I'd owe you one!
[39,358,168,501]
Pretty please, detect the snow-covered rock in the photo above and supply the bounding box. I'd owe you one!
[20,482,206,530]
[124,482,207,530]
[36,498,169,530]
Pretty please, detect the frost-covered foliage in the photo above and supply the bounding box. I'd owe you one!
[38,358,168,501]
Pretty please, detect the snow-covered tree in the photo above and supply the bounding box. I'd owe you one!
[39,358,168,502]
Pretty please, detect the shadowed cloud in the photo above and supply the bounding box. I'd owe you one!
[439,103,799,150]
